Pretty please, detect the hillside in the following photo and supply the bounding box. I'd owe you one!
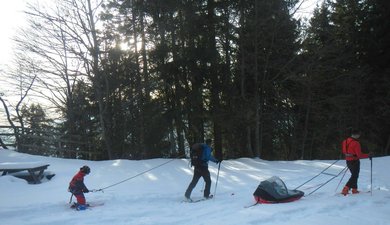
[0,149,389,225]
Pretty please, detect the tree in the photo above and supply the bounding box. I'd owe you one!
[0,60,38,149]
[19,0,115,159]
[298,0,390,159]
[235,0,300,159]
[15,5,82,138]
[18,103,54,155]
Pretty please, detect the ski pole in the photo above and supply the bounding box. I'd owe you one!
[335,166,348,192]
[370,157,373,196]
[69,194,74,204]
[213,162,221,197]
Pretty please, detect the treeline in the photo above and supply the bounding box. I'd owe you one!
[2,0,389,160]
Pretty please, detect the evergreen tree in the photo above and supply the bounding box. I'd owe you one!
[299,0,390,158]
[18,103,53,155]
[233,0,300,159]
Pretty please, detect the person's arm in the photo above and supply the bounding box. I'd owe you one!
[352,141,369,159]
[75,176,89,192]
[202,144,218,163]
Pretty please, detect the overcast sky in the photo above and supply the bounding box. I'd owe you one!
[0,0,28,67]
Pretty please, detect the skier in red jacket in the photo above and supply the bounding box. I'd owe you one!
[341,129,371,195]
[69,166,90,210]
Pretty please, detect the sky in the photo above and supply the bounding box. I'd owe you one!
[0,0,28,67]
[0,0,322,67]
[0,148,389,225]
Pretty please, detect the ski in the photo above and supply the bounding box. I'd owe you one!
[336,190,371,196]
[192,197,212,203]
[70,202,104,210]
[87,202,105,207]
[183,195,213,203]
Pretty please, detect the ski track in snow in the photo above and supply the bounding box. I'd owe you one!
[0,149,389,225]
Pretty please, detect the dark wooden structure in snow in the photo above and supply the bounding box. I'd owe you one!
[0,162,51,184]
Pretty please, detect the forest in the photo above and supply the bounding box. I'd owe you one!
[0,0,389,161]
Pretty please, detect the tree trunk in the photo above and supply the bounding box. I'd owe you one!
[384,134,390,155]
[0,137,7,149]
[86,0,113,159]
[185,3,204,144]
[253,0,261,158]
[0,97,19,148]
[131,0,146,158]
[206,0,222,159]
[301,87,312,159]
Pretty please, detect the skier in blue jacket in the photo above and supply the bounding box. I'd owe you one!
[185,139,219,201]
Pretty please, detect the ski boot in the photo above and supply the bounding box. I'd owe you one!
[341,186,350,196]
[352,188,360,194]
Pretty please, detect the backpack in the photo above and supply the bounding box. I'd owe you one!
[190,143,204,167]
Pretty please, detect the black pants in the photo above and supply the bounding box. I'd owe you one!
[185,166,211,198]
[346,160,360,189]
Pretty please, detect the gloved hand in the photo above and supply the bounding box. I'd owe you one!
[368,152,374,160]
[83,189,90,193]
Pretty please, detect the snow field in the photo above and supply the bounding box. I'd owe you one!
[0,149,389,225]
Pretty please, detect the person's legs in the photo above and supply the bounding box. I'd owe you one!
[346,160,360,189]
[73,193,87,210]
[349,161,360,193]
[342,160,360,195]
[202,168,212,198]
[75,193,86,204]
[185,168,202,198]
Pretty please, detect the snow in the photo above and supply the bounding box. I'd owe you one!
[0,149,389,225]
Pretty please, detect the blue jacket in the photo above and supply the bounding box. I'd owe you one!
[200,144,218,166]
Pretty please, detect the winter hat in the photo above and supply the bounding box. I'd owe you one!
[80,165,90,174]
[351,129,361,136]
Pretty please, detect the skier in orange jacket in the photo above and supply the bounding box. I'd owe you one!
[341,129,371,195]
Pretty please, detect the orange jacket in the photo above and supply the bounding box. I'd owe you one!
[342,137,369,161]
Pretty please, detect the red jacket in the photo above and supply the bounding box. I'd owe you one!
[69,171,88,194]
[342,137,369,161]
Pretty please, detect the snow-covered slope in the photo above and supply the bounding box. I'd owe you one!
[0,149,389,225]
